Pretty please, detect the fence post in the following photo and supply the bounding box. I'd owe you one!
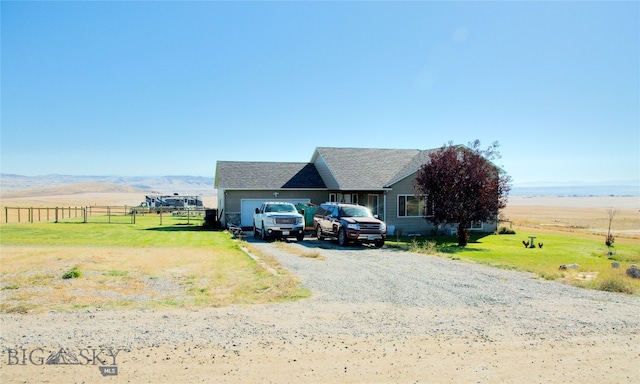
[83,207,87,223]
[4,207,7,223]
[55,207,58,223]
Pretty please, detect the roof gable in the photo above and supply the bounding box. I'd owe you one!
[312,147,421,190]
[215,161,326,189]
[386,149,436,186]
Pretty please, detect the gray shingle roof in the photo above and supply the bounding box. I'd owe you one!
[215,161,326,189]
[215,147,441,191]
[313,147,425,190]
[387,149,437,186]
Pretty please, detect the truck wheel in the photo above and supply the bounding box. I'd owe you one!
[316,226,325,240]
[337,228,347,246]
[374,239,385,248]
[261,224,268,241]
[253,222,259,238]
[296,232,304,242]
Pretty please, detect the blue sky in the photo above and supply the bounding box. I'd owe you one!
[2,1,638,186]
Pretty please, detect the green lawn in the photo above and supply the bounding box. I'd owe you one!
[388,229,640,294]
[0,216,223,247]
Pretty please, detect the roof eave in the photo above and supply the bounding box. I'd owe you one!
[385,169,421,187]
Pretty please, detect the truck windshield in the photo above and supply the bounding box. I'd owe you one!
[266,204,296,213]
[339,206,374,218]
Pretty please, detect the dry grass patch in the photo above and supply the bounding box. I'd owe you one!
[560,266,636,294]
[0,243,308,313]
[270,240,325,260]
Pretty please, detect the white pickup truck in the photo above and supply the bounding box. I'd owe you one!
[253,202,305,241]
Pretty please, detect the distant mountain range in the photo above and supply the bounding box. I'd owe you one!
[0,174,216,195]
[1,174,637,197]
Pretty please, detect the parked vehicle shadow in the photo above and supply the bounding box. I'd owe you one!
[244,231,385,251]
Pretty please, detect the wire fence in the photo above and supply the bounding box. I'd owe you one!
[2,206,207,225]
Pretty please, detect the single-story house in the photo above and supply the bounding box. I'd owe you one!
[214,147,498,235]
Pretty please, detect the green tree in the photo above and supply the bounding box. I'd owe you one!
[414,140,512,246]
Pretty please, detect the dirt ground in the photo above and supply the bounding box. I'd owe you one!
[1,191,639,383]
[3,333,638,383]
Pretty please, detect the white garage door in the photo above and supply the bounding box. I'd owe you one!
[240,199,311,228]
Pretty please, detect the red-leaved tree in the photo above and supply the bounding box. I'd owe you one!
[414,140,512,246]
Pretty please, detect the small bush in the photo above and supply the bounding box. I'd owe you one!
[497,226,516,235]
[539,271,559,281]
[409,238,437,254]
[605,233,615,247]
[595,277,633,294]
[62,267,82,279]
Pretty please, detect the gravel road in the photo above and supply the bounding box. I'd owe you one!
[2,237,639,383]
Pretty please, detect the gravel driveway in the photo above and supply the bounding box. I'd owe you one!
[2,236,639,383]
[246,237,640,340]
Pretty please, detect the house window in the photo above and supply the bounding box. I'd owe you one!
[329,193,337,202]
[398,195,425,217]
[351,194,358,204]
[470,221,483,230]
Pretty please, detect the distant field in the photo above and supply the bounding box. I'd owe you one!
[503,195,639,239]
